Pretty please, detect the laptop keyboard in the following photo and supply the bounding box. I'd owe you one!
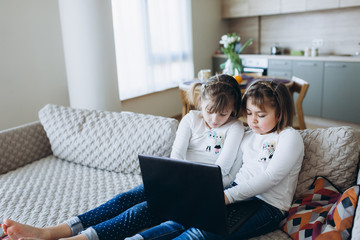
[225,201,261,231]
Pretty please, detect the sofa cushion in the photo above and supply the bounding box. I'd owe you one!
[283,177,341,239]
[325,184,359,239]
[295,127,359,197]
[283,176,359,240]
[38,104,179,174]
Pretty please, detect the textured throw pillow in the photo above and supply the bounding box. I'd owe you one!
[38,104,179,174]
[296,127,359,198]
[283,176,359,240]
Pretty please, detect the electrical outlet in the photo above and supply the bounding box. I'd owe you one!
[312,39,324,47]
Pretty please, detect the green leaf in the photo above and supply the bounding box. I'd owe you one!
[238,38,253,54]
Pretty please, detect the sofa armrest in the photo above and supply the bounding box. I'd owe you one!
[0,121,52,174]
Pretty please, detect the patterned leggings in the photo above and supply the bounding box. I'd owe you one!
[72,184,162,240]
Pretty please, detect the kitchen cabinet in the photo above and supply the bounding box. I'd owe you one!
[221,0,360,18]
[280,0,306,13]
[292,61,324,117]
[340,0,360,7]
[268,59,292,79]
[306,0,339,11]
[248,0,281,16]
[221,0,249,18]
[221,0,281,18]
[221,0,280,17]
[322,62,360,123]
[213,55,360,123]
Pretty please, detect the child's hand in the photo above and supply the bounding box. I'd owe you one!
[224,194,230,205]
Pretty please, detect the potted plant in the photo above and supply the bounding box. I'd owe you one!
[219,33,253,75]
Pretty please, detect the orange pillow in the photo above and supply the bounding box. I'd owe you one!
[321,185,360,239]
[283,176,359,240]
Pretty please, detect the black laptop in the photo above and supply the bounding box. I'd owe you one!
[138,154,263,236]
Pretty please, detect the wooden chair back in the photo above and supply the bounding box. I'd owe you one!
[289,76,309,130]
[180,88,197,117]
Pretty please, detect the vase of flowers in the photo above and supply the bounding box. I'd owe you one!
[219,33,253,75]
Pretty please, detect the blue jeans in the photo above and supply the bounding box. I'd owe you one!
[77,184,162,240]
[137,199,284,240]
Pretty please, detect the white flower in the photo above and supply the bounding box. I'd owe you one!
[219,35,228,45]
[230,36,236,44]
[220,33,241,49]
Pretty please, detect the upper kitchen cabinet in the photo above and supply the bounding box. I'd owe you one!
[280,0,306,13]
[248,0,281,16]
[306,0,339,11]
[221,0,249,18]
[221,0,281,18]
[222,0,360,18]
[340,0,360,7]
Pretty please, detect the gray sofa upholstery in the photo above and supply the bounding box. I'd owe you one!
[0,104,359,239]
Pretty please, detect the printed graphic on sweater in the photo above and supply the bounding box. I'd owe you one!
[259,140,276,162]
[205,130,225,154]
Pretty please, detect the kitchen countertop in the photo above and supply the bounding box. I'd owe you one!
[213,54,360,62]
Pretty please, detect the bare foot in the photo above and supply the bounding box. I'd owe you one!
[3,218,51,240]
[18,238,44,240]
[15,234,87,240]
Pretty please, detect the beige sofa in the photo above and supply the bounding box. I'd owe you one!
[0,104,359,239]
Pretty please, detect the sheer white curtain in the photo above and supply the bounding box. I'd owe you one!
[111,0,194,100]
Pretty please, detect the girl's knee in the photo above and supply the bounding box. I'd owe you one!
[175,228,208,240]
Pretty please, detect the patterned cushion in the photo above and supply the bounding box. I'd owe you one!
[38,104,179,174]
[283,176,359,240]
[324,185,360,239]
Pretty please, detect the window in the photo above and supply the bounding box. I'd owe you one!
[111,0,194,100]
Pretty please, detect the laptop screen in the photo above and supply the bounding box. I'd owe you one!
[138,154,228,234]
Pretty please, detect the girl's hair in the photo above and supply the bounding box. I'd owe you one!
[242,80,294,133]
[187,74,242,118]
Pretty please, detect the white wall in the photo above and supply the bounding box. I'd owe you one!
[0,0,226,130]
[191,0,228,74]
[0,0,69,130]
